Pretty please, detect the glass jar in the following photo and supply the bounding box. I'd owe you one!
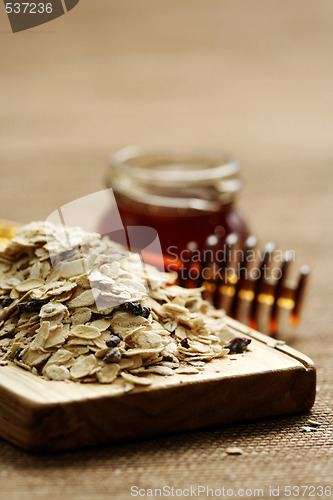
[103,146,249,267]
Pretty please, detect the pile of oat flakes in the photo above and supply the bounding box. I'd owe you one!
[0,222,241,388]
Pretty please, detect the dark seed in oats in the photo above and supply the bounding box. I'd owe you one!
[180,338,190,349]
[103,347,121,363]
[106,335,121,348]
[17,299,49,313]
[124,301,151,318]
[0,297,13,308]
[225,337,251,354]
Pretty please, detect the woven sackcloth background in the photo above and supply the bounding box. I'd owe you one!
[0,1,332,499]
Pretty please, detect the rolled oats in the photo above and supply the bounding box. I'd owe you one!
[175,366,200,375]
[70,325,101,340]
[0,222,247,387]
[67,289,96,308]
[71,307,92,325]
[70,354,99,379]
[16,278,45,293]
[44,324,68,349]
[226,447,245,455]
[120,372,152,386]
[44,364,71,381]
[143,365,174,376]
[97,363,119,384]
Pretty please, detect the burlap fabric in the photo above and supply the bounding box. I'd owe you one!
[0,1,332,498]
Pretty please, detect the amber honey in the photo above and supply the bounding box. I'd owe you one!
[104,146,249,267]
[115,199,247,259]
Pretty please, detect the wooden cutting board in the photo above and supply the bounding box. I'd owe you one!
[0,220,316,452]
[0,317,316,453]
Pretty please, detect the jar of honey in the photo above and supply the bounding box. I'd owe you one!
[103,146,249,269]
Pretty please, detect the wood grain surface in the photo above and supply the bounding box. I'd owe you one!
[0,317,316,453]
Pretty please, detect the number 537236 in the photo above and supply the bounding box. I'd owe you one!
[5,3,53,14]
